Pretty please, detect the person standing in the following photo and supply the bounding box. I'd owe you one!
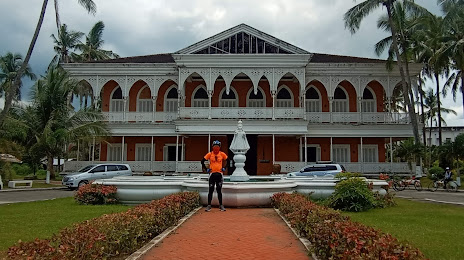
[201,140,228,212]
[444,167,452,189]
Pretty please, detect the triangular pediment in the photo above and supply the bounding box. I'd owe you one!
[176,24,309,55]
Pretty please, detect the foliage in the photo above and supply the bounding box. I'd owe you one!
[335,172,361,180]
[7,192,200,259]
[0,52,36,101]
[0,162,14,185]
[11,164,32,176]
[74,183,118,205]
[74,21,120,62]
[327,177,376,212]
[427,165,444,180]
[272,193,425,260]
[373,191,397,208]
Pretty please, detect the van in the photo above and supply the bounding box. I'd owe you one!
[287,163,345,178]
[62,163,132,189]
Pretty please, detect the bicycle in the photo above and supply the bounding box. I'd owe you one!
[427,179,459,192]
[392,174,422,191]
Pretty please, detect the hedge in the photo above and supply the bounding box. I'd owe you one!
[271,193,425,260]
[8,192,200,259]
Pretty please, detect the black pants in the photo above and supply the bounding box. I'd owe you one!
[208,172,223,205]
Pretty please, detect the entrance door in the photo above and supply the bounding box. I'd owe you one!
[227,134,258,175]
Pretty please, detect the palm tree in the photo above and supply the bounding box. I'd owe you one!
[344,0,421,144]
[50,24,84,65]
[26,66,109,178]
[53,0,96,31]
[423,88,456,143]
[417,14,450,146]
[75,21,120,62]
[0,52,36,101]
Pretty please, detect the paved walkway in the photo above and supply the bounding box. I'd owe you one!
[142,207,310,260]
[0,188,73,204]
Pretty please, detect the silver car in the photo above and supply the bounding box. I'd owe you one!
[287,163,345,178]
[62,163,132,189]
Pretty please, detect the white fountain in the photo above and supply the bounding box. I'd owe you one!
[229,120,250,182]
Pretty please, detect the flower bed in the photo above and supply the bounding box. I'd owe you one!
[8,192,200,259]
[75,183,118,205]
[271,193,425,260]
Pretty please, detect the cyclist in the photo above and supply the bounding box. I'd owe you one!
[201,140,228,212]
[444,167,452,189]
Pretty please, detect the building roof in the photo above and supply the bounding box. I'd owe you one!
[90,53,175,64]
[310,53,385,63]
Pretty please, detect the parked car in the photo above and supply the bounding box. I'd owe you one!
[287,163,345,178]
[62,163,132,189]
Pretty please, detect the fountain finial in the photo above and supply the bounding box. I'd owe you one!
[230,120,250,182]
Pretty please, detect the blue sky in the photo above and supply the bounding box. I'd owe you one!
[1,0,462,126]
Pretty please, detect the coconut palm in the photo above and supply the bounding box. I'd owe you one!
[344,0,421,144]
[50,24,84,65]
[423,88,456,143]
[75,21,120,62]
[53,0,96,31]
[0,52,36,101]
[26,66,109,178]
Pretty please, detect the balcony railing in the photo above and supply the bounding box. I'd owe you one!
[65,160,412,174]
[101,109,410,124]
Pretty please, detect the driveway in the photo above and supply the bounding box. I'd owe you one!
[394,189,464,206]
[0,188,74,205]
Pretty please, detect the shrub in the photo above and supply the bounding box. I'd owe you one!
[327,177,376,212]
[427,166,444,180]
[75,183,119,205]
[11,163,32,176]
[271,193,425,260]
[8,192,200,259]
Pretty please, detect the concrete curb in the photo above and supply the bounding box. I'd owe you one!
[274,208,317,260]
[125,206,202,260]
[0,187,67,192]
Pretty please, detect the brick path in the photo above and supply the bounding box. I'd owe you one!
[142,207,310,260]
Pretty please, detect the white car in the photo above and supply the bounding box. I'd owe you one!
[62,163,132,189]
[287,163,345,178]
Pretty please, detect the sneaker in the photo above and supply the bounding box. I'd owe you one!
[219,205,226,211]
[205,205,212,212]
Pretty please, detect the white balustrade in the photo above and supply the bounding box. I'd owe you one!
[152,161,176,172]
[176,161,203,172]
[102,112,124,122]
[306,112,331,123]
[126,112,153,122]
[274,162,306,173]
[125,161,151,172]
[332,113,360,123]
[362,113,388,123]
[212,108,273,119]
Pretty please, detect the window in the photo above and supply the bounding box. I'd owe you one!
[91,165,105,173]
[163,145,184,161]
[333,87,348,112]
[332,145,350,163]
[276,87,293,107]
[107,144,127,161]
[220,88,238,107]
[136,144,153,161]
[110,87,124,112]
[248,88,265,107]
[118,165,128,170]
[301,145,321,162]
[165,87,178,112]
[360,145,378,163]
[193,87,208,107]
[362,88,375,112]
[305,87,321,112]
[107,165,118,171]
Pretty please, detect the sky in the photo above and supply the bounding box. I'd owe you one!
[0,0,462,126]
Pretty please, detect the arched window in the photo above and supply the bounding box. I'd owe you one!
[333,87,348,112]
[362,88,376,112]
[276,86,293,107]
[220,88,238,107]
[192,86,208,107]
[305,86,321,112]
[248,87,265,107]
[164,87,178,112]
[110,87,124,112]
[137,85,153,112]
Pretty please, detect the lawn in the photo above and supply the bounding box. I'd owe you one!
[343,198,464,260]
[0,197,131,252]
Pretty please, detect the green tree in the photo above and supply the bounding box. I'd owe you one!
[25,66,109,178]
[344,0,421,144]
[0,52,36,101]
[75,21,120,62]
[394,137,423,173]
[423,88,456,141]
[50,24,84,65]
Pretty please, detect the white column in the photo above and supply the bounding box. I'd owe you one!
[358,97,362,123]
[151,136,154,171]
[360,137,363,174]
[181,136,185,161]
[304,135,308,163]
[390,137,393,172]
[176,135,179,172]
[123,96,128,121]
[272,134,275,164]
[329,97,334,123]
[271,90,276,120]
[299,137,303,162]
[208,90,213,120]
[330,137,333,162]
[92,137,95,162]
[121,136,125,162]
[208,134,211,150]
[152,96,156,123]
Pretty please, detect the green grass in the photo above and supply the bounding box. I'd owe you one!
[343,198,464,260]
[0,197,131,252]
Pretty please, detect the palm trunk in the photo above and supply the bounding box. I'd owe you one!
[385,3,420,144]
[435,73,442,145]
[461,75,464,115]
[419,78,426,144]
[0,0,49,126]
[47,155,55,179]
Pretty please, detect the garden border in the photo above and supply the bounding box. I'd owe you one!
[274,208,318,260]
[125,206,202,260]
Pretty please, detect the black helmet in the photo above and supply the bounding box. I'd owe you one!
[212,140,221,147]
